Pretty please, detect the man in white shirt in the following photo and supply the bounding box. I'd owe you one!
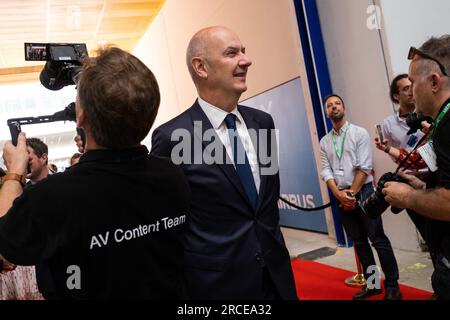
[377,74,423,152]
[320,94,402,300]
[375,74,430,257]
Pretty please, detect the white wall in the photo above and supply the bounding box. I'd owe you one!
[134,0,304,126]
[133,0,336,238]
[379,0,450,78]
[316,0,420,251]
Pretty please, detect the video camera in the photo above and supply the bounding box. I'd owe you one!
[25,43,88,90]
[6,43,88,145]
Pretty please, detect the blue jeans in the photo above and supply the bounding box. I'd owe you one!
[339,183,400,289]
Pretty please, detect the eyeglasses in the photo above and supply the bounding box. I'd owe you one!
[408,46,448,76]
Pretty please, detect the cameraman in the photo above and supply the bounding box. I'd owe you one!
[0,47,190,299]
[383,35,450,299]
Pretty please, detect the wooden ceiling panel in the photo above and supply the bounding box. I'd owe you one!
[0,0,165,84]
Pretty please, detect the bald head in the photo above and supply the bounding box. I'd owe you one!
[185,26,251,110]
[186,26,237,80]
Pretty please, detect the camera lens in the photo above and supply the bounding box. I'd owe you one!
[40,62,65,91]
[360,190,390,219]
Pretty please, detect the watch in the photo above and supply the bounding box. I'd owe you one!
[2,173,26,187]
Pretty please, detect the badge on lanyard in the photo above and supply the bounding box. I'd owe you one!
[418,141,438,172]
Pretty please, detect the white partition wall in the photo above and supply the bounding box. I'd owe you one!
[379,0,450,78]
[134,0,304,128]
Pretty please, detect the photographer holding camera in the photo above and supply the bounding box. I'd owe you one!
[383,35,450,300]
[320,94,402,300]
[0,47,190,299]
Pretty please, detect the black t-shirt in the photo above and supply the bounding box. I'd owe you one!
[0,146,190,299]
[426,98,450,255]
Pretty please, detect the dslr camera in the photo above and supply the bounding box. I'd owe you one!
[25,43,88,90]
[359,172,408,218]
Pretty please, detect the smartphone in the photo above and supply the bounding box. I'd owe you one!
[375,124,384,141]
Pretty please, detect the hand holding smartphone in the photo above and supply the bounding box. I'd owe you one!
[375,124,384,142]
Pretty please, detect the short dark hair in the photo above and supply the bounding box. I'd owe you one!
[324,94,345,107]
[78,47,160,149]
[26,138,48,159]
[389,74,409,104]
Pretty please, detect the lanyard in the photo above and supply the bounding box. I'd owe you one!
[434,102,450,129]
[429,102,450,141]
[332,125,349,160]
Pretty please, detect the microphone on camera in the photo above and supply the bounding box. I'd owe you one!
[51,102,76,122]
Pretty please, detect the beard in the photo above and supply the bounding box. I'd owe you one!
[329,112,344,123]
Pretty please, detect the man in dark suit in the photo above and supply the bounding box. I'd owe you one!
[151,26,297,300]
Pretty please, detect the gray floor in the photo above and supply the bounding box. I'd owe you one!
[282,227,433,292]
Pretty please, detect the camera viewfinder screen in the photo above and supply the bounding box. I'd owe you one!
[24,43,48,61]
[50,45,77,61]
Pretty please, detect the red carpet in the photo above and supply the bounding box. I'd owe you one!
[291,258,433,300]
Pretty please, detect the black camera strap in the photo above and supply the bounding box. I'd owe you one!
[278,196,336,211]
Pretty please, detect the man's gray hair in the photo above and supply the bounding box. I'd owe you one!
[417,35,450,82]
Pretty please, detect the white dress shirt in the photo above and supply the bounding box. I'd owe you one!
[382,112,424,151]
[320,122,373,189]
[198,97,261,193]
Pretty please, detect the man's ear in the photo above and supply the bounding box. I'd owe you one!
[430,73,441,92]
[192,57,208,79]
[41,153,48,164]
[393,93,400,103]
[76,105,86,128]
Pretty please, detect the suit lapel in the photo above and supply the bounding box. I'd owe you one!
[189,101,253,209]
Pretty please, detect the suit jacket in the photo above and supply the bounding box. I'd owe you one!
[151,100,297,300]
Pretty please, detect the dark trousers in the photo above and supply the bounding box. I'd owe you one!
[406,209,427,242]
[432,253,450,300]
[407,209,437,268]
[339,183,400,289]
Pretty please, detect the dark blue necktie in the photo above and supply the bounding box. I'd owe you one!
[224,113,258,208]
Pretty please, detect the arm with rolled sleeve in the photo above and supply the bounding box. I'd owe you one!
[355,128,373,176]
[320,138,334,183]
[352,128,372,194]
